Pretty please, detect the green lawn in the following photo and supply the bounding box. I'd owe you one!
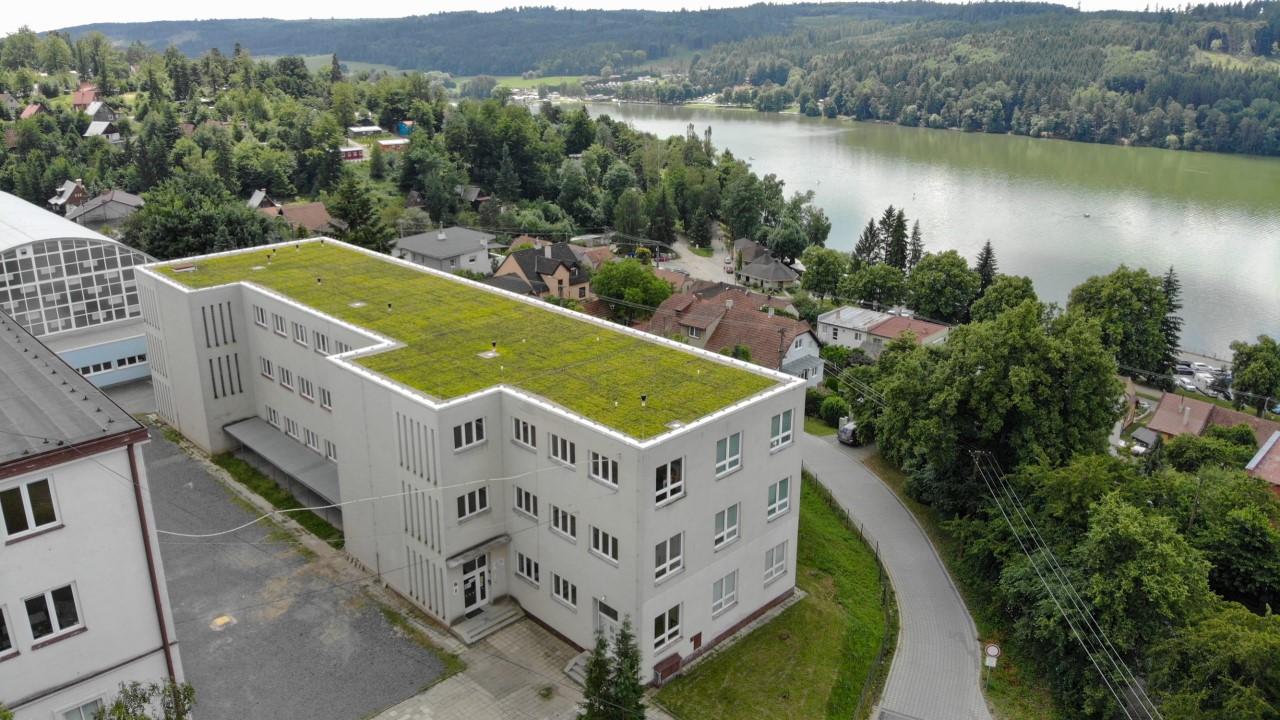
[804,415,838,436]
[655,476,889,719]
[209,453,345,548]
[860,454,1062,720]
[154,242,777,438]
[687,246,713,257]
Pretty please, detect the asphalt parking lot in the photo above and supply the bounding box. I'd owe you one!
[142,429,446,720]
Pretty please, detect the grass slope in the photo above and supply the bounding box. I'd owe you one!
[156,242,777,438]
[655,476,888,719]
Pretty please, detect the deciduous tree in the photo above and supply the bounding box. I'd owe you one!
[1230,335,1280,416]
[591,259,673,322]
[905,250,979,324]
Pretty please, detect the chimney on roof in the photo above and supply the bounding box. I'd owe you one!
[437,225,447,241]
[768,307,775,317]
[544,244,552,258]
[1183,405,1191,426]
[726,299,733,309]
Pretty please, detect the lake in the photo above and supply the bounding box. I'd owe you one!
[588,102,1280,360]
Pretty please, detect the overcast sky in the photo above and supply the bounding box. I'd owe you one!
[4,0,1173,37]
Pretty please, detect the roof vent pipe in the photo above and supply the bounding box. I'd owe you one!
[544,244,552,258]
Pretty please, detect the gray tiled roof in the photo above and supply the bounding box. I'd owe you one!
[0,310,140,465]
[396,227,495,260]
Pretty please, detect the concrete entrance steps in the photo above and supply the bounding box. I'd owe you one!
[452,598,523,644]
[563,650,591,686]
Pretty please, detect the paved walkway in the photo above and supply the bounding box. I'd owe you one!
[800,433,992,720]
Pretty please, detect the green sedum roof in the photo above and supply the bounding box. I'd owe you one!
[154,242,779,439]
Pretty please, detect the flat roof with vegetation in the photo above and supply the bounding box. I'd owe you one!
[154,242,779,439]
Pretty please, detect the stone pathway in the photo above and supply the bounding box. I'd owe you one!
[800,433,992,720]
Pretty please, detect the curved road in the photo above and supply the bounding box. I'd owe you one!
[801,433,992,720]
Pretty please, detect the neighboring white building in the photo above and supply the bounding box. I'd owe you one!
[816,306,894,350]
[394,226,495,276]
[0,310,183,719]
[137,238,804,684]
[0,191,154,387]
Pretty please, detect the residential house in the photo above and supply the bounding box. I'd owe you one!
[83,121,123,145]
[480,274,538,296]
[246,189,280,210]
[339,143,365,162]
[493,243,590,299]
[732,238,769,267]
[82,101,118,123]
[347,125,383,136]
[1246,431,1280,499]
[570,232,614,248]
[257,202,347,236]
[653,268,692,294]
[65,190,145,233]
[736,255,798,291]
[0,93,19,115]
[645,289,824,386]
[816,306,894,351]
[1146,392,1280,446]
[0,310,184,719]
[0,191,154,387]
[688,281,795,316]
[454,185,491,209]
[71,83,99,112]
[47,180,89,214]
[579,246,615,271]
[19,104,48,120]
[377,138,409,153]
[862,315,950,357]
[395,226,495,276]
[138,238,804,684]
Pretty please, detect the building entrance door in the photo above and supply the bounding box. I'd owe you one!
[596,599,621,652]
[462,554,488,614]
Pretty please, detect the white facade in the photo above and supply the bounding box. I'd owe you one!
[815,306,893,351]
[137,240,804,682]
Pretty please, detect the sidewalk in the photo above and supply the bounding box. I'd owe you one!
[800,433,992,720]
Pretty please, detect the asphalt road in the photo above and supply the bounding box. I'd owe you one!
[143,430,445,720]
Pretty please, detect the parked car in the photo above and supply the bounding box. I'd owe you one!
[1174,366,1194,376]
[1191,362,1219,373]
[724,264,734,274]
[1176,359,1192,368]
[1177,377,1198,392]
[837,421,861,446]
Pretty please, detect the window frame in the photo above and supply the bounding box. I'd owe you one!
[654,532,684,582]
[514,486,538,520]
[298,376,314,401]
[60,698,104,720]
[653,604,681,651]
[590,526,620,564]
[253,305,267,327]
[265,405,280,428]
[516,552,539,586]
[456,487,489,522]
[278,366,294,390]
[319,387,332,410]
[764,541,788,584]
[512,417,537,450]
[654,457,684,506]
[324,439,338,463]
[552,573,577,609]
[715,432,742,477]
[1,477,61,540]
[712,570,738,616]
[714,503,740,549]
[272,313,287,336]
[549,432,576,467]
[292,321,308,347]
[589,451,619,488]
[767,477,791,520]
[24,583,83,642]
[313,331,330,354]
[550,505,577,541]
[303,428,321,452]
[0,604,15,658]
[284,417,299,439]
[260,357,274,379]
[452,418,487,452]
[769,409,794,450]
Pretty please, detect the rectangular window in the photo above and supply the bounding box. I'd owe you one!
[1,478,59,538]
[590,526,619,563]
[589,451,619,487]
[313,331,330,354]
[303,428,321,452]
[456,487,489,521]
[292,321,308,346]
[655,533,683,581]
[655,458,684,505]
[552,573,577,609]
[279,367,294,390]
[284,417,299,439]
[551,505,576,540]
[549,433,576,466]
[298,376,314,400]
[453,418,486,451]
[0,605,13,656]
[715,432,742,476]
[714,504,740,548]
[319,387,332,410]
[272,313,286,336]
[712,570,738,615]
[62,699,104,720]
[516,552,539,585]
[687,326,701,339]
[324,439,338,463]
[515,487,538,519]
[765,541,788,584]
[266,405,280,428]
[512,417,537,450]
[770,409,794,450]
[767,477,791,519]
[653,604,681,650]
[260,357,274,379]
[253,305,267,327]
[25,584,81,640]
[831,327,839,341]
[793,337,803,349]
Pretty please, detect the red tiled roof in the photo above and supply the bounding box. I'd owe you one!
[1147,393,1213,439]
[577,298,612,319]
[645,289,812,371]
[869,315,949,342]
[258,202,340,232]
[72,87,98,106]
[19,104,43,119]
[1247,431,1280,488]
[652,268,690,291]
[1206,405,1280,447]
[581,246,614,269]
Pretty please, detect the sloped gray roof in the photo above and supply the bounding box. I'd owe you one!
[0,310,140,465]
[740,256,798,282]
[65,189,144,222]
[481,274,537,295]
[396,227,495,260]
[0,190,127,254]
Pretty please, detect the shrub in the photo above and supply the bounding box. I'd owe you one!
[819,395,851,427]
[806,386,832,416]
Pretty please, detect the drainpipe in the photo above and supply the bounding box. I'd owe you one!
[128,443,178,681]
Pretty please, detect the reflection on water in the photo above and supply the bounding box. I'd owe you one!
[591,103,1280,358]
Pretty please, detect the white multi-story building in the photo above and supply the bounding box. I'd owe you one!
[0,310,183,719]
[0,191,153,388]
[137,238,804,683]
